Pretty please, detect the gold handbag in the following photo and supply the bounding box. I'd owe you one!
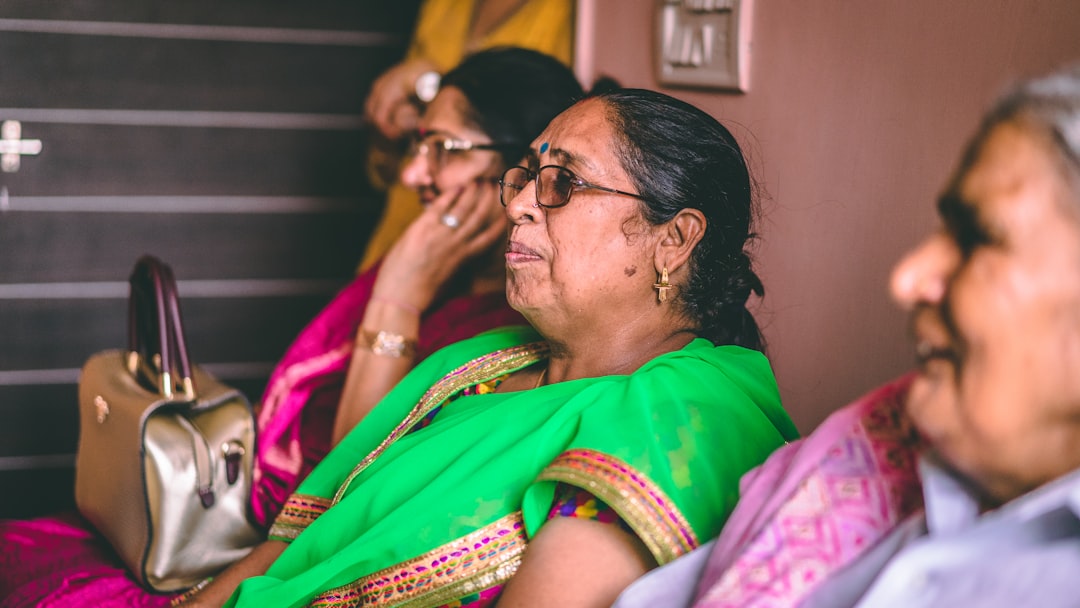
[75,255,262,592]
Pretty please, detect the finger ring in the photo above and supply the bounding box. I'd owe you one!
[440,213,460,229]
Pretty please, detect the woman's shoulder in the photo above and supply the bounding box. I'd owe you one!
[618,340,798,442]
[632,340,778,401]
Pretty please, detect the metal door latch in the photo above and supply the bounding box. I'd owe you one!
[0,120,43,173]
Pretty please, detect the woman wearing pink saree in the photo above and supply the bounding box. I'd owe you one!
[0,47,584,607]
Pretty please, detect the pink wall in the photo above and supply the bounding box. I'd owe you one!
[582,0,1080,431]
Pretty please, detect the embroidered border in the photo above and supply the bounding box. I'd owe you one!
[268,494,331,541]
[332,341,549,504]
[309,512,528,607]
[537,449,698,565]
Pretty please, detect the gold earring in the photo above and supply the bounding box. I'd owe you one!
[653,267,671,302]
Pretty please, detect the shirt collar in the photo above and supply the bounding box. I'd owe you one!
[921,455,1080,535]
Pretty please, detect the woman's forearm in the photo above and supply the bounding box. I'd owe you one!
[174,540,287,608]
[330,297,421,445]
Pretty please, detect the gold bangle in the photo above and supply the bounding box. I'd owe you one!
[170,577,213,606]
[356,329,417,358]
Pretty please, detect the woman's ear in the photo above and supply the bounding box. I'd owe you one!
[653,208,706,275]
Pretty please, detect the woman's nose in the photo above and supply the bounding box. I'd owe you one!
[504,179,541,225]
[890,232,959,309]
[400,151,433,190]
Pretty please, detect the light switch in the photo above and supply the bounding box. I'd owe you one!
[656,0,751,92]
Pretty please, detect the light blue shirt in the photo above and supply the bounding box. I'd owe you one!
[803,458,1080,608]
[615,458,1080,608]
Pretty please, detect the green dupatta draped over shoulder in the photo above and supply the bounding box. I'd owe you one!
[226,326,798,607]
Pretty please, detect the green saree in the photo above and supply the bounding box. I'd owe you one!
[226,326,797,607]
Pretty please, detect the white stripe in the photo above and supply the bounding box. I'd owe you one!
[0,279,342,299]
[0,454,75,471]
[0,108,364,130]
[0,362,275,386]
[0,368,79,385]
[4,195,366,214]
[0,18,400,47]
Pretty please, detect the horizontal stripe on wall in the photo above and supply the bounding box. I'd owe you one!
[2,295,330,369]
[0,108,365,130]
[0,18,402,47]
[0,362,275,386]
[0,123,373,197]
[1,195,367,214]
[0,279,344,299]
[0,454,74,471]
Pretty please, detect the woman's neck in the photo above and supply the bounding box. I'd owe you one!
[542,323,700,383]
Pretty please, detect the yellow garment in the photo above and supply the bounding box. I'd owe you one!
[359,0,575,272]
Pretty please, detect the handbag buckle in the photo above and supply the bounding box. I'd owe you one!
[222,440,246,486]
[198,487,215,509]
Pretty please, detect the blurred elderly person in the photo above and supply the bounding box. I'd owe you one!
[616,65,1080,608]
[176,89,798,608]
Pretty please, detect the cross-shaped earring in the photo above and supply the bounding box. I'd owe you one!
[654,267,671,303]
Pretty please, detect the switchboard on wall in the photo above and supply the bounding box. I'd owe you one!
[656,0,751,92]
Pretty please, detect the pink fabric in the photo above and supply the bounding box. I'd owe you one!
[693,374,924,608]
[0,264,523,607]
[0,513,174,608]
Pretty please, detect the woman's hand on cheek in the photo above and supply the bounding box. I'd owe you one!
[373,179,507,310]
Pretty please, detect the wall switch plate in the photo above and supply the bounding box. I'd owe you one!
[656,0,751,92]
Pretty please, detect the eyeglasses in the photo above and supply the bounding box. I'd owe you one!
[406,130,518,172]
[499,165,649,208]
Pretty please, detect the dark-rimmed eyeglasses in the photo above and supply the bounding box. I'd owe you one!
[405,130,519,172]
[498,165,649,208]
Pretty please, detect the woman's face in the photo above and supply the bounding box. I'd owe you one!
[890,122,1080,505]
[400,86,506,205]
[503,99,665,336]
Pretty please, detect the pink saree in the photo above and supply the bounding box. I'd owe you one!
[0,264,523,607]
[692,374,924,607]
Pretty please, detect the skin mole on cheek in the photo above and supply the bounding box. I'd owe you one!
[624,266,637,277]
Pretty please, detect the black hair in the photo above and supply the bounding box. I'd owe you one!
[440,47,584,167]
[596,89,765,350]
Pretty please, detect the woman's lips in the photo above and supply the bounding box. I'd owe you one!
[910,308,960,370]
[915,340,958,367]
[505,240,542,264]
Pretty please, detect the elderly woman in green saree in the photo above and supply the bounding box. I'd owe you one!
[181,89,799,608]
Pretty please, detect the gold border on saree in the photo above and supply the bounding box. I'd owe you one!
[309,512,527,607]
[332,342,550,505]
[537,448,699,565]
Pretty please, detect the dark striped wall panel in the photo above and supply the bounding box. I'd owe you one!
[0,1,421,518]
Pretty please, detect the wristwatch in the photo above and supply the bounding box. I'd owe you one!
[358,329,417,358]
[414,70,441,103]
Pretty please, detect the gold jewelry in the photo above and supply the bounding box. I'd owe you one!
[534,366,547,389]
[356,329,417,358]
[653,267,671,302]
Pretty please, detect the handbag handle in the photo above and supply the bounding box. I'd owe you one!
[126,255,196,400]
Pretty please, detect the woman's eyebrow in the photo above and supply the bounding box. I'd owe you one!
[549,146,597,173]
[938,192,992,248]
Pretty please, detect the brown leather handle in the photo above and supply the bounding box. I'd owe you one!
[127,255,196,400]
